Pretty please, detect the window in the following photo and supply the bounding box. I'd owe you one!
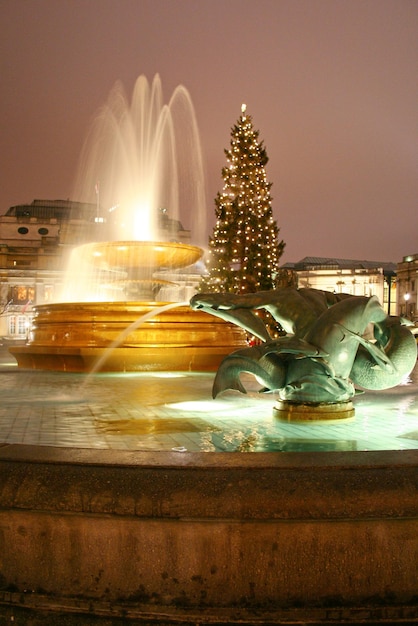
[9,285,35,304]
[18,316,27,335]
[8,316,16,335]
[12,259,32,267]
[38,227,49,235]
[17,227,29,235]
[7,316,28,336]
[44,285,54,302]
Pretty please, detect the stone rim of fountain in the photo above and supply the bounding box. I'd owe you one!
[1,442,417,622]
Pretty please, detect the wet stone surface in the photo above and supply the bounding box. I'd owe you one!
[0,346,418,453]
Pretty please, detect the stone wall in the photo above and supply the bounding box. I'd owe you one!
[0,445,417,623]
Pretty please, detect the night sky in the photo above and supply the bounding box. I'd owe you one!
[1,0,417,264]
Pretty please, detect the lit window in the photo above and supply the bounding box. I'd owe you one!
[9,316,16,335]
[18,316,26,334]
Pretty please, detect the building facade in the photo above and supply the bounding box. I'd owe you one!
[397,254,418,321]
[0,200,409,341]
[281,257,397,315]
[0,199,92,341]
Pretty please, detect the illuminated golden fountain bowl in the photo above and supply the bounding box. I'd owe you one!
[79,241,203,270]
[10,241,248,372]
[10,302,247,373]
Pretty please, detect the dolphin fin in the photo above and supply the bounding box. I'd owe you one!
[212,366,248,398]
[212,354,281,398]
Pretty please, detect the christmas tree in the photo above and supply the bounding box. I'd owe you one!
[200,104,285,296]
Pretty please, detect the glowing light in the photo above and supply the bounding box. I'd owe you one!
[60,74,207,303]
[167,399,255,414]
[151,372,186,379]
[338,351,349,363]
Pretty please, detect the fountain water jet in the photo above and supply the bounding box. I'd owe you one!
[71,73,207,250]
[11,75,246,371]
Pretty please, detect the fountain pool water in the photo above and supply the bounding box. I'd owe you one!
[1,350,418,452]
[1,351,417,623]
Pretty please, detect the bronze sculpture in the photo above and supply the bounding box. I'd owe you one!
[191,288,417,418]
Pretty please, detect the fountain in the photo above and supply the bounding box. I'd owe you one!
[2,75,418,623]
[10,75,246,372]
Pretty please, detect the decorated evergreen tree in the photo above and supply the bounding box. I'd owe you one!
[200,104,285,296]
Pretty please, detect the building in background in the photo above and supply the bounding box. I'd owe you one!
[0,199,194,341]
[0,199,94,341]
[281,257,397,316]
[397,254,418,321]
[0,200,411,342]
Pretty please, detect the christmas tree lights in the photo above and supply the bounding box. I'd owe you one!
[200,105,285,296]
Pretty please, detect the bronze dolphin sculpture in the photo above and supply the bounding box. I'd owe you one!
[191,288,417,404]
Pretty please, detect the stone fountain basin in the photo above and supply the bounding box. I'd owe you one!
[10,302,247,372]
[0,445,417,623]
[77,240,203,270]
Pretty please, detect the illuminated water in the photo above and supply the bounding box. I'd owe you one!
[61,74,206,303]
[82,300,190,378]
[1,347,417,453]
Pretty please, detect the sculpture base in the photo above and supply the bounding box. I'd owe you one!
[273,400,355,421]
